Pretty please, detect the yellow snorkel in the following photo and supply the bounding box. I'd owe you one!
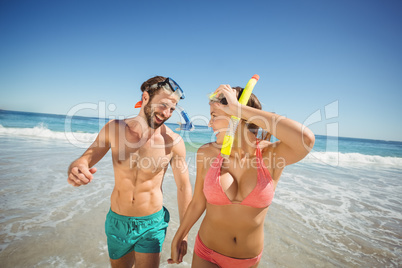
[210,74,260,158]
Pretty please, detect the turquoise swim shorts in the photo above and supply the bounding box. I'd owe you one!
[105,207,170,259]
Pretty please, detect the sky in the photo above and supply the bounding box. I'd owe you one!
[0,0,401,141]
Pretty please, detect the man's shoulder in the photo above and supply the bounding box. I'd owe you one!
[103,119,129,133]
[163,124,182,141]
[105,118,126,127]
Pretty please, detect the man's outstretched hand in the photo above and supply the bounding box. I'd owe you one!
[68,164,97,186]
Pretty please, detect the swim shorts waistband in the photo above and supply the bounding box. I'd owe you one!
[107,207,165,222]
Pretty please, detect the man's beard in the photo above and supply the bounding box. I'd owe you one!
[144,102,167,129]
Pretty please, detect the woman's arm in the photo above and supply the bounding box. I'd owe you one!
[213,85,315,166]
[239,106,314,165]
[168,145,210,264]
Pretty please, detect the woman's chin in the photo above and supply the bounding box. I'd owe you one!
[215,134,224,144]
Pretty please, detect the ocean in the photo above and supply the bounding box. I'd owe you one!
[0,109,401,267]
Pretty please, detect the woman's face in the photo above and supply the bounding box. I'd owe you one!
[208,103,231,141]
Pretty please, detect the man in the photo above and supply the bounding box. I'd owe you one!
[67,76,192,268]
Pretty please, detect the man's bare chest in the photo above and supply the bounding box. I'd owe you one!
[112,138,173,173]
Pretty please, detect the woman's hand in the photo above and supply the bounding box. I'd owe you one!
[167,237,188,264]
[212,84,240,116]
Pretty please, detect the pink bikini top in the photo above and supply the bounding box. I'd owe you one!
[203,142,275,208]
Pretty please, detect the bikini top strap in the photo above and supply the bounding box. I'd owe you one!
[213,153,224,174]
[256,139,263,159]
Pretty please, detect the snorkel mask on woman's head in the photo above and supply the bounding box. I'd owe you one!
[209,92,229,105]
[209,87,245,105]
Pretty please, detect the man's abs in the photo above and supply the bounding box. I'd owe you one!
[110,176,164,217]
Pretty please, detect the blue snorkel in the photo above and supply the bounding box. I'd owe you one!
[176,106,194,131]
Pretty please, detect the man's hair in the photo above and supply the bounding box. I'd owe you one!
[140,76,167,102]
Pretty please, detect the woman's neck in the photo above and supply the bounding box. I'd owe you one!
[230,122,257,158]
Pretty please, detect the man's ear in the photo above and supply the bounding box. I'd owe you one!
[142,91,150,104]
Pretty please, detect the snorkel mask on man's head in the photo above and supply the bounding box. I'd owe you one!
[135,77,185,108]
[148,77,185,100]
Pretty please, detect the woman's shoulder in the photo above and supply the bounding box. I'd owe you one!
[197,142,220,158]
[258,139,279,154]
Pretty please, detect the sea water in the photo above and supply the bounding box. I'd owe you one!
[0,109,401,267]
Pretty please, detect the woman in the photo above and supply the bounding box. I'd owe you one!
[168,84,315,267]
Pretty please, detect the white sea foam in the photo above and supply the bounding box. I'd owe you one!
[0,124,97,147]
[303,151,402,167]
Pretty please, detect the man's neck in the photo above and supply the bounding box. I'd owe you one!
[131,114,162,139]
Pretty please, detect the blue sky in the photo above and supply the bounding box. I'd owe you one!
[1,0,401,141]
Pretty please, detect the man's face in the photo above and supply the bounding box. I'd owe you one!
[144,89,179,129]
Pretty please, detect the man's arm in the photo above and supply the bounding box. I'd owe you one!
[67,120,114,186]
[170,136,193,222]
